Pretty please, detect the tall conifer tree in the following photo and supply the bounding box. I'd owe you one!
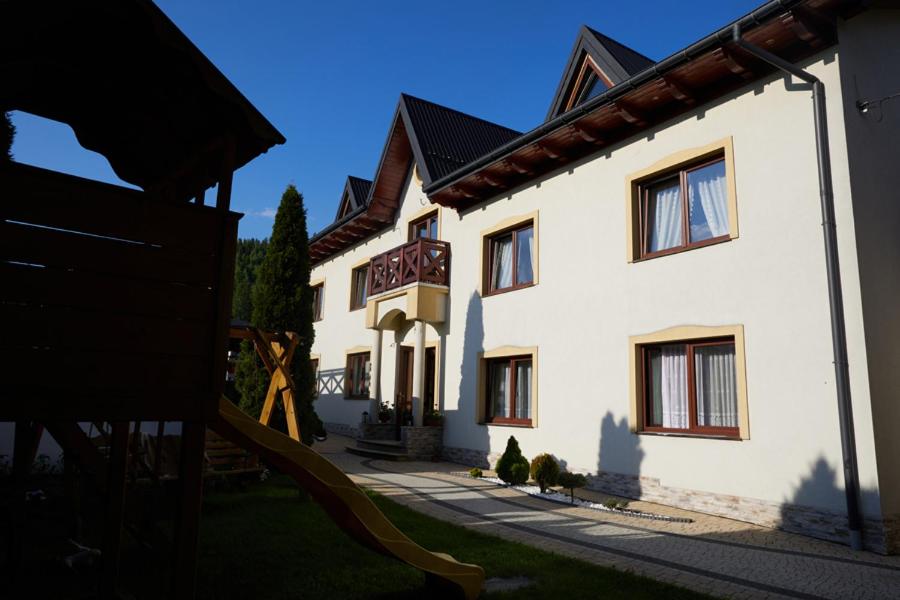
[248,184,322,444]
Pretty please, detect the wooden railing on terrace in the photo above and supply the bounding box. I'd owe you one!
[368,238,450,296]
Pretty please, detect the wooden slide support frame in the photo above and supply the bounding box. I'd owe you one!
[229,326,302,442]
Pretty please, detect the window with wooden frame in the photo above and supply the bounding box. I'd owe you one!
[350,265,368,310]
[485,356,533,425]
[565,56,614,112]
[640,337,739,438]
[486,222,534,295]
[344,352,370,399]
[638,154,730,259]
[311,283,324,321]
[408,210,438,241]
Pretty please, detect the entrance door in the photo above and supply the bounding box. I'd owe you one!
[395,346,438,438]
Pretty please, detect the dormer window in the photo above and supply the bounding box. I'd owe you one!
[566,57,613,111]
[546,27,653,121]
[337,191,354,219]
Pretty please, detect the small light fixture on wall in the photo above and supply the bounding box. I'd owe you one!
[856,91,900,122]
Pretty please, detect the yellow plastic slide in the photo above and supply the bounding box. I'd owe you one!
[211,396,485,599]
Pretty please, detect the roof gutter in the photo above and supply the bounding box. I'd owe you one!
[732,23,864,551]
[424,0,807,196]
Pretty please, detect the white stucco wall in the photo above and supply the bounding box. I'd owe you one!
[311,42,884,520]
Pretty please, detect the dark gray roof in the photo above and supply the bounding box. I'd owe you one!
[400,94,522,184]
[585,27,654,76]
[347,176,372,206]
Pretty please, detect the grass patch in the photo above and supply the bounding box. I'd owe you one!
[197,475,709,599]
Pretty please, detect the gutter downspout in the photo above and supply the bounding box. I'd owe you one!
[732,23,864,551]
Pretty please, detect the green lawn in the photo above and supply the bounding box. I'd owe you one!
[196,475,709,599]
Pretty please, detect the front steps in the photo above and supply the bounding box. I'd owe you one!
[345,438,410,461]
[346,425,444,461]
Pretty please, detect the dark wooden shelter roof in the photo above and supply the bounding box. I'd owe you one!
[0,0,285,202]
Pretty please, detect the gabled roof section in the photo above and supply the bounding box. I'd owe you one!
[399,94,522,186]
[309,94,519,264]
[546,25,655,121]
[427,0,862,211]
[335,175,372,220]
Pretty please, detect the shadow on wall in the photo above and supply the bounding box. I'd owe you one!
[780,456,885,551]
[442,291,490,468]
[595,412,645,499]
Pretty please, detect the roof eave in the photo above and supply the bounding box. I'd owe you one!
[425,0,857,207]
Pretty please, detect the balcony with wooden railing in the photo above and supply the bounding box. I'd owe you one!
[368,238,451,297]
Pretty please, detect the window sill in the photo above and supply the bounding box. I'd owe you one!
[482,282,535,298]
[480,421,533,428]
[344,396,370,401]
[349,305,366,312]
[633,235,731,263]
[637,430,741,441]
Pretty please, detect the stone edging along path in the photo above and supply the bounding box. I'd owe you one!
[459,473,694,523]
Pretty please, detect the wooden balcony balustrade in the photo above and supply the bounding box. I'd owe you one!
[368,238,451,296]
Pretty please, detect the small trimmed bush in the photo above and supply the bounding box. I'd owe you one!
[557,472,587,504]
[530,453,560,493]
[495,436,530,485]
[469,467,483,478]
[509,462,530,485]
[602,498,630,510]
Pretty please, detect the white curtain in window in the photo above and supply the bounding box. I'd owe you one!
[689,161,728,240]
[695,345,738,428]
[359,269,368,303]
[490,363,510,418]
[491,236,513,289]
[647,184,683,252]
[516,228,535,285]
[516,361,531,420]
[660,345,689,429]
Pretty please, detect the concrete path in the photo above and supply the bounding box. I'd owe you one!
[317,435,900,600]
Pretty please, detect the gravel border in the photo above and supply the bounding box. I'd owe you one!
[459,473,694,523]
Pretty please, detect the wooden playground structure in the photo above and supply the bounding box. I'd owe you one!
[1,2,483,598]
[0,0,284,596]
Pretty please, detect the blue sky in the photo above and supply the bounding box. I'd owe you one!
[9,0,761,239]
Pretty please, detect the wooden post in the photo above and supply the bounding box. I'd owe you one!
[6,420,40,585]
[99,422,129,599]
[172,422,206,600]
[12,420,40,479]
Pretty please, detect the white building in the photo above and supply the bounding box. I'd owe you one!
[307,0,900,554]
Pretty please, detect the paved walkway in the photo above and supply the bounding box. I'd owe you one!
[317,435,900,599]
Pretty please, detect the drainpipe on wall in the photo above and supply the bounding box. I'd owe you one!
[731,23,864,550]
